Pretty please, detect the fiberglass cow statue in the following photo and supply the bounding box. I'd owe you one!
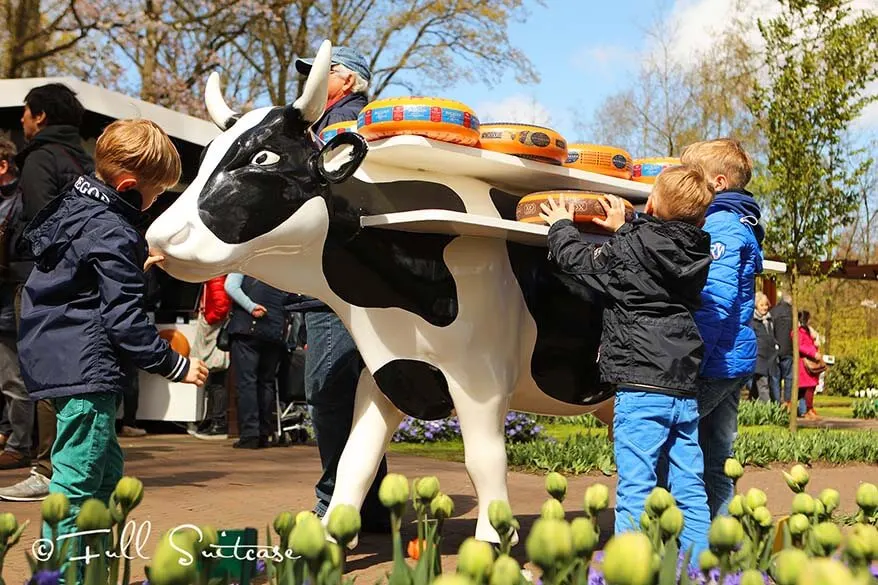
[147,40,615,546]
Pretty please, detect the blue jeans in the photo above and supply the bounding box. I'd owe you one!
[697,377,746,518]
[303,311,388,525]
[770,356,793,402]
[614,390,710,559]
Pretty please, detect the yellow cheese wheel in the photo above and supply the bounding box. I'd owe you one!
[478,123,568,165]
[319,120,358,142]
[159,329,190,358]
[631,157,680,184]
[565,144,633,180]
[357,97,480,146]
[515,190,635,233]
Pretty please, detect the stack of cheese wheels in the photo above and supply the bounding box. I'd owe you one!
[356,97,480,146]
[319,120,358,142]
[159,329,190,357]
[515,190,635,233]
[565,144,633,180]
[632,157,680,184]
[478,123,568,165]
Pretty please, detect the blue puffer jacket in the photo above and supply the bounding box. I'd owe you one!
[694,190,764,379]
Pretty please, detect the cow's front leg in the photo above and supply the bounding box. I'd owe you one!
[323,369,403,547]
[452,386,519,545]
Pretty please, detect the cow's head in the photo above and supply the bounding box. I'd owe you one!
[147,40,368,285]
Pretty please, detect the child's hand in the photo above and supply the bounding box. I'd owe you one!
[592,195,627,232]
[539,195,575,226]
[144,248,165,271]
[251,304,267,318]
[184,358,209,386]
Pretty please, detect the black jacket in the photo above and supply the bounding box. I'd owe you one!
[0,180,20,335]
[547,215,712,396]
[228,276,292,345]
[9,125,94,282]
[750,312,779,376]
[18,174,189,400]
[769,300,793,357]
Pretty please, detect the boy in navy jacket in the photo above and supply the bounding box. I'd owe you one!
[17,119,208,555]
[681,138,763,519]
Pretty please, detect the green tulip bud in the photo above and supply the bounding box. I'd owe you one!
[809,522,842,556]
[813,498,826,520]
[788,514,810,536]
[584,483,610,515]
[855,482,877,514]
[792,493,816,516]
[639,512,651,531]
[540,498,565,521]
[414,476,440,503]
[724,458,744,482]
[644,488,675,518]
[457,537,495,581]
[198,526,218,551]
[525,518,573,569]
[113,476,144,511]
[847,524,877,562]
[708,517,744,553]
[0,513,18,539]
[659,506,684,539]
[41,493,70,527]
[148,531,198,585]
[290,513,326,560]
[752,506,773,529]
[545,472,567,502]
[796,558,854,585]
[327,504,361,546]
[728,495,745,518]
[817,488,840,515]
[698,549,719,572]
[601,532,655,585]
[740,569,764,585]
[745,488,768,513]
[273,511,295,538]
[570,517,599,555]
[76,499,113,532]
[789,464,810,489]
[488,500,514,534]
[771,548,808,585]
[489,555,521,585]
[325,542,343,569]
[431,492,455,521]
[434,575,477,585]
[296,510,316,524]
[378,473,410,511]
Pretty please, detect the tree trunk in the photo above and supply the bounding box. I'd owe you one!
[789,266,800,433]
[139,0,161,103]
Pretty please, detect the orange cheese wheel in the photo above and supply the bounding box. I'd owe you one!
[631,157,680,184]
[159,329,190,358]
[516,190,635,233]
[319,120,358,143]
[357,97,480,146]
[478,123,568,165]
[565,144,633,179]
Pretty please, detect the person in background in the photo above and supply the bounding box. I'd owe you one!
[797,311,825,421]
[749,292,778,403]
[770,292,794,406]
[225,274,290,449]
[191,275,232,440]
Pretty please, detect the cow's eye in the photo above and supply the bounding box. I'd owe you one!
[251,151,280,166]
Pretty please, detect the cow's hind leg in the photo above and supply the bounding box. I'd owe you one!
[322,369,403,547]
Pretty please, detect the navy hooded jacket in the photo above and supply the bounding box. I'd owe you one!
[17,174,189,400]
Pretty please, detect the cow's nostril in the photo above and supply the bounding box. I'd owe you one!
[168,223,191,246]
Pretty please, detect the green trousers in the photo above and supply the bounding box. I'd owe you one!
[43,393,123,583]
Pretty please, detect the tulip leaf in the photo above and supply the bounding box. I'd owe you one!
[658,538,678,585]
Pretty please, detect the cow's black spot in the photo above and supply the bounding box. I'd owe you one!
[320,179,466,327]
[505,242,614,406]
[373,359,453,420]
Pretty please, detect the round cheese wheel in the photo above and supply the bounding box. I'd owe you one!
[159,329,190,358]
[565,144,633,179]
[631,157,680,184]
[357,97,480,146]
[319,120,358,142]
[478,123,568,165]
[515,190,635,233]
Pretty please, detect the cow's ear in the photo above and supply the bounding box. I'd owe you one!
[313,133,368,184]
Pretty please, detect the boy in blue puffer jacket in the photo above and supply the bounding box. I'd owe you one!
[681,138,764,518]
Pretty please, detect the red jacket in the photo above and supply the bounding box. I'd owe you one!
[798,325,821,388]
[202,276,231,325]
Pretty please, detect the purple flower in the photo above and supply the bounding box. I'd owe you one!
[27,571,61,585]
[256,559,266,574]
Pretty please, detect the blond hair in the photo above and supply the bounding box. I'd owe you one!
[651,164,715,225]
[680,138,753,190]
[95,119,181,190]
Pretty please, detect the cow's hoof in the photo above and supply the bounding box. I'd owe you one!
[325,533,359,550]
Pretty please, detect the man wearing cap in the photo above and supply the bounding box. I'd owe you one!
[290,46,390,533]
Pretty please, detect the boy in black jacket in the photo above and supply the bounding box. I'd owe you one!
[17,119,208,558]
[542,165,714,558]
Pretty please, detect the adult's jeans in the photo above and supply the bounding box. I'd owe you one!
[613,390,710,559]
[770,355,793,403]
[304,310,388,522]
[231,335,282,439]
[0,336,32,455]
[698,376,747,518]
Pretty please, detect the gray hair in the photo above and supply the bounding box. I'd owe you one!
[335,64,369,94]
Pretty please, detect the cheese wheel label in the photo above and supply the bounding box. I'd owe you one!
[359,105,480,131]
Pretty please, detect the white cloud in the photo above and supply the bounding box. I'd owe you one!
[475,95,556,127]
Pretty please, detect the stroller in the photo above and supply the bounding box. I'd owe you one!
[274,315,311,446]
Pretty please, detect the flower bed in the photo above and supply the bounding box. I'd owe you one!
[393,412,543,444]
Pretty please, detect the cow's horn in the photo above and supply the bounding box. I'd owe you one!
[291,39,331,126]
[205,72,239,130]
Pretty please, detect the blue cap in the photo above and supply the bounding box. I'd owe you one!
[295,46,372,83]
